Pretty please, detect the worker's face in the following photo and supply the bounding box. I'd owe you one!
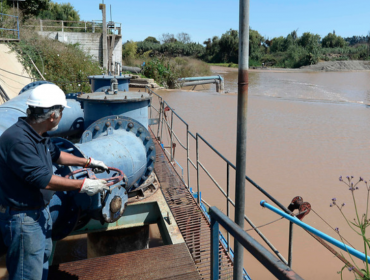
[49,108,63,132]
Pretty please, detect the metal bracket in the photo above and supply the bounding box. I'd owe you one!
[149,118,159,125]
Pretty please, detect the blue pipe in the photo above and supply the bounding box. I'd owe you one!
[0,82,84,137]
[178,75,223,82]
[260,200,370,263]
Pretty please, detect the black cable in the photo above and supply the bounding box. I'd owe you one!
[311,208,355,248]
[0,67,32,79]
[0,68,90,85]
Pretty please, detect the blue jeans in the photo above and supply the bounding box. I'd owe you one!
[0,206,52,280]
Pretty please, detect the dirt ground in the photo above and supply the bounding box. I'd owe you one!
[0,44,32,104]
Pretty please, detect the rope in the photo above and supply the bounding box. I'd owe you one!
[245,217,284,232]
[311,207,355,248]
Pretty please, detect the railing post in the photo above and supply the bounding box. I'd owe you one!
[92,21,95,33]
[16,17,19,40]
[226,163,230,252]
[84,21,87,32]
[288,222,293,267]
[61,21,64,32]
[157,98,162,139]
[210,213,220,280]
[170,110,174,162]
[40,19,43,31]
[186,124,190,189]
[196,134,200,204]
[160,102,164,143]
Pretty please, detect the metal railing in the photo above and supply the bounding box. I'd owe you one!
[209,206,303,280]
[0,13,19,40]
[24,19,121,35]
[146,86,296,268]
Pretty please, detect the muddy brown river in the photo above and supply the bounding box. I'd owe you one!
[155,68,370,279]
[1,68,370,279]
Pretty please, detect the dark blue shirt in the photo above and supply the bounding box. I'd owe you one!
[0,118,60,208]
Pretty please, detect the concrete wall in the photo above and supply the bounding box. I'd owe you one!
[38,31,122,72]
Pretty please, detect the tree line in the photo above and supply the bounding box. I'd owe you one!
[124,29,370,68]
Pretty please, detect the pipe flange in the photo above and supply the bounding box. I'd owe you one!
[80,115,156,189]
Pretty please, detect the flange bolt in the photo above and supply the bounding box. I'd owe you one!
[145,136,150,141]
[150,156,155,161]
[138,128,143,134]
[128,122,134,128]
[149,146,154,151]
[105,121,111,127]
[94,126,100,131]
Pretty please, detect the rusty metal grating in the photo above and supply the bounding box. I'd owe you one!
[48,243,200,279]
[152,132,234,279]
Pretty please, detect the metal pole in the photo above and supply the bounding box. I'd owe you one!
[211,217,220,280]
[100,4,108,70]
[288,222,293,267]
[226,163,230,252]
[233,0,249,279]
[170,110,174,162]
[196,134,200,204]
[186,124,190,189]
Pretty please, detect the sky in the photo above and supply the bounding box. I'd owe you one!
[53,0,370,44]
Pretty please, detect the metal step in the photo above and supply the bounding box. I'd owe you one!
[48,243,200,279]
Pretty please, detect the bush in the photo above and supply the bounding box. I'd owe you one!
[9,29,103,93]
[142,57,211,88]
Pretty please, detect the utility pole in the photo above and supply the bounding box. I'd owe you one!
[99,3,108,71]
[233,0,249,279]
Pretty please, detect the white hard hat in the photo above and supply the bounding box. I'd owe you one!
[26,84,70,108]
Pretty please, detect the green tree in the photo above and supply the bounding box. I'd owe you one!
[123,40,137,58]
[7,0,49,18]
[270,36,286,52]
[39,2,80,22]
[322,33,347,48]
[249,29,264,60]
[218,29,239,63]
[144,36,160,44]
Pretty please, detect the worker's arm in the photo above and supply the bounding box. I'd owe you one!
[44,175,83,191]
[55,152,109,173]
[45,175,109,195]
[55,151,88,167]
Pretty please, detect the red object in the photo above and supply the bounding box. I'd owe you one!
[66,167,126,188]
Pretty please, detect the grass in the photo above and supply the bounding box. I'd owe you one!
[207,63,238,68]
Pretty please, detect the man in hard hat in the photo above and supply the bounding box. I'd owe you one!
[0,84,109,280]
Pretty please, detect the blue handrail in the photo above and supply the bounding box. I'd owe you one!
[260,200,370,263]
[209,206,303,280]
[0,13,20,40]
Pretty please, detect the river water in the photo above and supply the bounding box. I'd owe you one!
[154,68,370,279]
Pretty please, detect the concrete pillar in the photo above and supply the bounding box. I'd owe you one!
[87,225,150,258]
[99,4,108,70]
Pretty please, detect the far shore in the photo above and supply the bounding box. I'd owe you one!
[210,60,370,73]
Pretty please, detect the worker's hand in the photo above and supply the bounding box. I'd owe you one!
[88,158,109,174]
[80,178,109,196]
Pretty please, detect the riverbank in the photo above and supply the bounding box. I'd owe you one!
[211,60,370,73]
